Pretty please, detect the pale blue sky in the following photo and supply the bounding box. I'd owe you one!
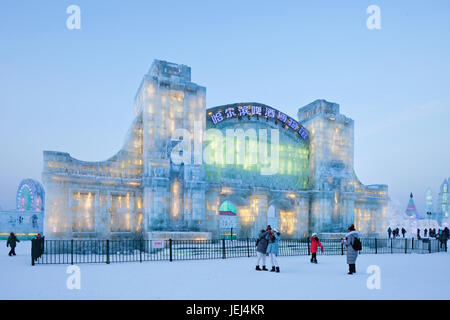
[0,0,449,213]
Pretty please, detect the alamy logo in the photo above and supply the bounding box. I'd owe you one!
[66,265,81,290]
[170,122,281,175]
[366,265,381,290]
[66,5,81,30]
[366,5,381,30]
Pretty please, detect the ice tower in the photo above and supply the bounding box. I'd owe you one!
[405,192,419,219]
[298,100,388,234]
[134,60,207,233]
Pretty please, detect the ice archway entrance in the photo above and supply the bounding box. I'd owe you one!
[219,200,239,239]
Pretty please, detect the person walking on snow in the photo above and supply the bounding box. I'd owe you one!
[401,228,406,238]
[442,227,449,251]
[342,224,360,275]
[266,228,281,273]
[255,228,270,271]
[6,232,20,256]
[310,233,323,263]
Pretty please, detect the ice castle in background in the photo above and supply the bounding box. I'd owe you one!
[385,186,449,236]
[42,60,389,240]
[438,179,449,221]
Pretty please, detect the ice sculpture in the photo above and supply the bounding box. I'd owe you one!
[42,60,388,239]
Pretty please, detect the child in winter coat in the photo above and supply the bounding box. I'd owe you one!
[310,233,323,263]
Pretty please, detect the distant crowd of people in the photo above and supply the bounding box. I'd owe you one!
[255,224,361,275]
[387,226,449,250]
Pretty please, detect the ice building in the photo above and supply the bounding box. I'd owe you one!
[405,193,419,219]
[0,179,44,239]
[437,179,449,225]
[425,188,433,213]
[42,59,388,239]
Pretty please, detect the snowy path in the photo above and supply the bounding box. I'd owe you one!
[1,241,449,300]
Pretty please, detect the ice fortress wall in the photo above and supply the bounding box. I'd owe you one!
[42,60,388,239]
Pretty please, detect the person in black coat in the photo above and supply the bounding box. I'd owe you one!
[443,228,449,251]
[6,232,20,256]
[401,228,406,238]
[387,227,392,239]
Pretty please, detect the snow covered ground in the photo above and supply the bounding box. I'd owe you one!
[1,240,449,300]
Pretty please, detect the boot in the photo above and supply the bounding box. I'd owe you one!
[255,265,261,271]
[276,266,280,273]
[270,266,276,272]
[351,264,356,273]
[262,265,268,271]
[347,264,353,275]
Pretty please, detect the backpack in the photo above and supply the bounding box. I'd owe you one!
[352,237,362,251]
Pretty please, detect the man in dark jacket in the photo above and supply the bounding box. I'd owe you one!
[387,227,392,239]
[6,232,20,256]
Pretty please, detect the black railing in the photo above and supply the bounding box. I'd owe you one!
[31,237,446,265]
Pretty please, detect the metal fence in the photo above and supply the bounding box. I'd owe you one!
[31,237,446,265]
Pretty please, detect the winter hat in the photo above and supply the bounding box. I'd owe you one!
[10,232,14,236]
[312,233,317,237]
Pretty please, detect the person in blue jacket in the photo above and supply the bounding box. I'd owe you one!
[266,228,281,273]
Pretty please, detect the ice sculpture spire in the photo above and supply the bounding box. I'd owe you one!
[405,192,419,218]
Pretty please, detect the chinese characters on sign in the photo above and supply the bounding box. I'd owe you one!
[208,104,309,140]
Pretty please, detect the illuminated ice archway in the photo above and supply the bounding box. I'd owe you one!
[16,179,45,212]
[219,200,239,239]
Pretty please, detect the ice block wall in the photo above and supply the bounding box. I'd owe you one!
[134,60,207,233]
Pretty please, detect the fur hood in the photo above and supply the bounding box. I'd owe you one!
[346,230,359,238]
